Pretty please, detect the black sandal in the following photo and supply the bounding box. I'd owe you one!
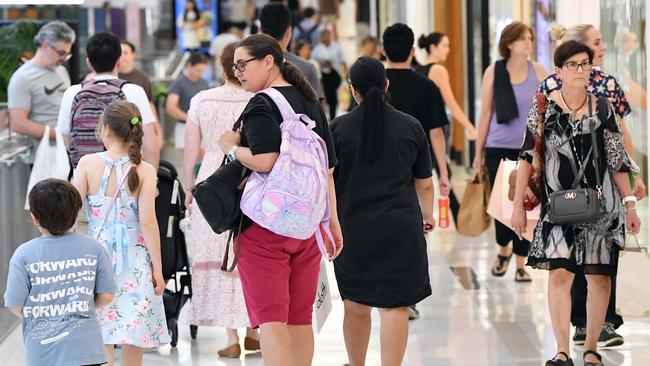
[491,254,512,277]
[583,350,604,366]
[546,352,574,366]
[515,268,532,282]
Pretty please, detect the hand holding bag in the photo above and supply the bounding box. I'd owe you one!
[548,95,603,225]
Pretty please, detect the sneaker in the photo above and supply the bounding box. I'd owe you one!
[572,326,586,345]
[408,305,420,320]
[598,323,624,348]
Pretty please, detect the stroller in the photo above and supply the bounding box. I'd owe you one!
[156,160,192,347]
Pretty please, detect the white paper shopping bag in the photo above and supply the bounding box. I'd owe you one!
[312,260,332,333]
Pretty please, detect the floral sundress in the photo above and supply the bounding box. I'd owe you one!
[88,152,170,348]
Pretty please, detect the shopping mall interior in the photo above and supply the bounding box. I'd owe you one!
[1,0,650,365]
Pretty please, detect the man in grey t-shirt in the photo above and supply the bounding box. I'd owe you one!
[8,21,76,162]
[165,52,210,151]
[259,3,325,100]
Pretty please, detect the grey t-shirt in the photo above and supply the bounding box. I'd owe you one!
[7,61,71,155]
[168,73,209,122]
[285,51,325,99]
[4,233,115,366]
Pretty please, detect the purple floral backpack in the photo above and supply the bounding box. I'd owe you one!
[240,87,333,258]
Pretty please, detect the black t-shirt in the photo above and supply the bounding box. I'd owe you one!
[240,86,337,168]
[386,69,449,139]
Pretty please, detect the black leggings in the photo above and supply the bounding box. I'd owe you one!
[484,148,530,257]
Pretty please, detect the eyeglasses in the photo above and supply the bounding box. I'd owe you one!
[231,57,261,73]
[564,61,592,72]
[49,44,72,61]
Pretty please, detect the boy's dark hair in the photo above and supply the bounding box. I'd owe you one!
[187,51,208,66]
[29,179,82,236]
[302,7,316,19]
[554,40,594,68]
[87,32,122,73]
[259,3,291,41]
[382,23,414,63]
[121,40,136,53]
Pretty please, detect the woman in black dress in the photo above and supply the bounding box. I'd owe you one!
[331,56,434,366]
[512,41,641,366]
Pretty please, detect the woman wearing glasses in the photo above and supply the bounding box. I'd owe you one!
[540,23,646,350]
[217,34,343,366]
[512,40,640,366]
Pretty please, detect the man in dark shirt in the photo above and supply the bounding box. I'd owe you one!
[382,23,451,199]
[259,3,325,100]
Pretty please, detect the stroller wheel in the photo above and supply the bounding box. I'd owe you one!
[168,318,179,347]
[190,325,198,339]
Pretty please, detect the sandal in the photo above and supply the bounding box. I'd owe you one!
[546,352,574,366]
[515,268,532,282]
[491,254,512,277]
[583,350,604,366]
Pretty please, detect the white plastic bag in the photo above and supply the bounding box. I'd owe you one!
[312,260,332,333]
[24,126,71,209]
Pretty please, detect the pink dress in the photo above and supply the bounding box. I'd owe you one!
[185,85,253,327]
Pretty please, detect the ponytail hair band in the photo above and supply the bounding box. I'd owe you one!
[130,117,140,126]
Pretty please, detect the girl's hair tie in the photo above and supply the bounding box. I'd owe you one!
[130,117,140,126]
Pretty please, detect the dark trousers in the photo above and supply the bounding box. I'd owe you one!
[322,69,341,120]
[431,155,459,224]
[484,148,530,257]
[571,270,623,329]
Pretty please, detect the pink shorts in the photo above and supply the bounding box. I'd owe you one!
[237,223,322,328]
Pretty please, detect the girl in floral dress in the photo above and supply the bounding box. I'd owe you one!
[73,101,170,365]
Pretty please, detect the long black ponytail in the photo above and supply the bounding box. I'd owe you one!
[349,56,387,161]
[238,33,318,101]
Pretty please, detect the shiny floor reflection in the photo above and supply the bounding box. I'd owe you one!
[1,163,649,365]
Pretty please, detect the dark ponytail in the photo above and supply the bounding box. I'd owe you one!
[418,32,445,53]
[279,61,318,101]
[98,101,143,193]
[349,56,387,161]
[238,33,318,101]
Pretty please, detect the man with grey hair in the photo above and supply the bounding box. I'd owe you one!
[8,20,75,162]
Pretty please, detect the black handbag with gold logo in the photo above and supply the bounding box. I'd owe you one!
[548,95,604,225]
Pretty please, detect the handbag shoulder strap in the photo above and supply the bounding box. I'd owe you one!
[588,94,602,189]
[93,164,133,240]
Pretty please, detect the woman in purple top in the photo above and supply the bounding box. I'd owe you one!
[473,22,547,282]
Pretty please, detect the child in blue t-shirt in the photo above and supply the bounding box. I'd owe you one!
[4,179,116,366]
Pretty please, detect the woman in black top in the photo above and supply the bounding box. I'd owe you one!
[331,56,434,366]
[217,34,343,366]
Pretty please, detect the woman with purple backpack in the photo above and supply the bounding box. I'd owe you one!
[217,33,343,366]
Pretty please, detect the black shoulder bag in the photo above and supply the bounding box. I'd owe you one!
[548,94,604,225]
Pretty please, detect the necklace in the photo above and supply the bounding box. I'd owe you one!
[560,90,588,121]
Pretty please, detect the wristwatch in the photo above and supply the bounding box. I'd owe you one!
[227,145,239,162]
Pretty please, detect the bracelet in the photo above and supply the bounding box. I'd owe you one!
[622,195,637,204]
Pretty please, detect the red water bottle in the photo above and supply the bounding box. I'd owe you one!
[438,196,450,228]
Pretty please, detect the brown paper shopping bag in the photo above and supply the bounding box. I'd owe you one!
[486,159,539,242]
[457,171,491,237]
[616,236,650,317]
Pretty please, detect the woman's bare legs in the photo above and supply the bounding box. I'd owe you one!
[377,307,410,366]
[259,322,291,366]
[584,274,611,363]
[548,268,575,359]
[343,300,372,366]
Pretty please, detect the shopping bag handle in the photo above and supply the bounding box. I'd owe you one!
[624,235,647,253]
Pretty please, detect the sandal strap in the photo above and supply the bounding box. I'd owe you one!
[554,352,570,361]
[583,350,602,361]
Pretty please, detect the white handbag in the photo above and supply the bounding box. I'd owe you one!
[24,126,71,209]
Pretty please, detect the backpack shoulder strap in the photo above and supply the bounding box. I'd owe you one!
[258,87,297,121]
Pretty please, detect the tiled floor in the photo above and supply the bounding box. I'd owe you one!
[2,151,650,365]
